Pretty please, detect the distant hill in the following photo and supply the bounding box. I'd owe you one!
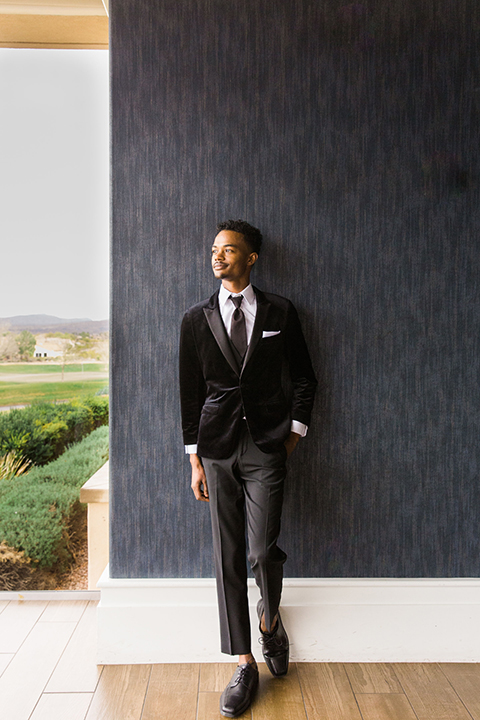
[0,314,109,334]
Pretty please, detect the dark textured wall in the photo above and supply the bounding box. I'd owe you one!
[110,0,480,578]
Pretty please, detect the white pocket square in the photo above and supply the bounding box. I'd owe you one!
[262,330,281,338]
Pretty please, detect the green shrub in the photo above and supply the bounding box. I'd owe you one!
[38,421,69,460]
[0,397,109,466]
[0,425,109,569]
[83,395,109,426]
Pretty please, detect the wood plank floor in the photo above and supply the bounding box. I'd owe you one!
[1,598,480,720]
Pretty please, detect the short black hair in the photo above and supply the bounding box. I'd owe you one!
[216,219,263,255]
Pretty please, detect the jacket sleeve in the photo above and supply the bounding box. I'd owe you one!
[285,301,317,427]
[179,310,206,446]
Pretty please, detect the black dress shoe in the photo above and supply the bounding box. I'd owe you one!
[220,662,259,718]
[257,599,289,677]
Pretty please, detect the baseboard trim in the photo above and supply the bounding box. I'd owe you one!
[97,568,480,663]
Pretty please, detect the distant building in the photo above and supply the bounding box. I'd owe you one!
[33,345,62,358]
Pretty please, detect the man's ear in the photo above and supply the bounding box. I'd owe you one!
[248,252,258,267]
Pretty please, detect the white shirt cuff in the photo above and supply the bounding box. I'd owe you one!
[291,420,308,437]
[186,423,307,452]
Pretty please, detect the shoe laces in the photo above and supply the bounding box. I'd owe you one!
[259,630,283,650]
[233,663,256,686]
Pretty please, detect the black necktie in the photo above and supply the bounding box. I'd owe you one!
[230,295,247,358]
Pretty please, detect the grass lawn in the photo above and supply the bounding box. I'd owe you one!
[0,379,108,406]
[0,363,107,375]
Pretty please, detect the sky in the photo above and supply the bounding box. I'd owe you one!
[0,49,109,321]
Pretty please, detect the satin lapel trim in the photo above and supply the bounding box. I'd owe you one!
[241,298,270,373]
[203,306,240,376]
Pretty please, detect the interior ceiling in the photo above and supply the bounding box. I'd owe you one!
[0,0,108,15]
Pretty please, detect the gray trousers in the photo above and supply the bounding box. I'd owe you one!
[202,422,287,655]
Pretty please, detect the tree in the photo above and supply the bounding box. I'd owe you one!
[16,331,36,360]
[0,333,18,361]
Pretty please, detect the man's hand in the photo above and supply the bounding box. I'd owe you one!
[190,453,209,502]
[284,431,301,458]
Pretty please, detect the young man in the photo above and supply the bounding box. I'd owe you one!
[179,219,317,717]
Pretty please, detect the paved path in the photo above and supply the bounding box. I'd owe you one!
[0,404,29,412]
[0,371,109,384]
[0,400,74,412]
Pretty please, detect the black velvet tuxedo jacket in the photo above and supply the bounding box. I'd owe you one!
[179,286,317,459]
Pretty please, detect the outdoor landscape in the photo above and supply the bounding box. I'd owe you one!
[0,314,109,591]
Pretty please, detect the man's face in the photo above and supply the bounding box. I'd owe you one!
[211,230,257,284]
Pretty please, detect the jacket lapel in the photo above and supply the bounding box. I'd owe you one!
[241,287,271,373]
[203,293,240,376]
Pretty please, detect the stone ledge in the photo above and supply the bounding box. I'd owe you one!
[80,461,109,589]
[80,460,109,504]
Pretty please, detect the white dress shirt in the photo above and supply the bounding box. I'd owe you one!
[218,282,257,345]
[185,283,307,454]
